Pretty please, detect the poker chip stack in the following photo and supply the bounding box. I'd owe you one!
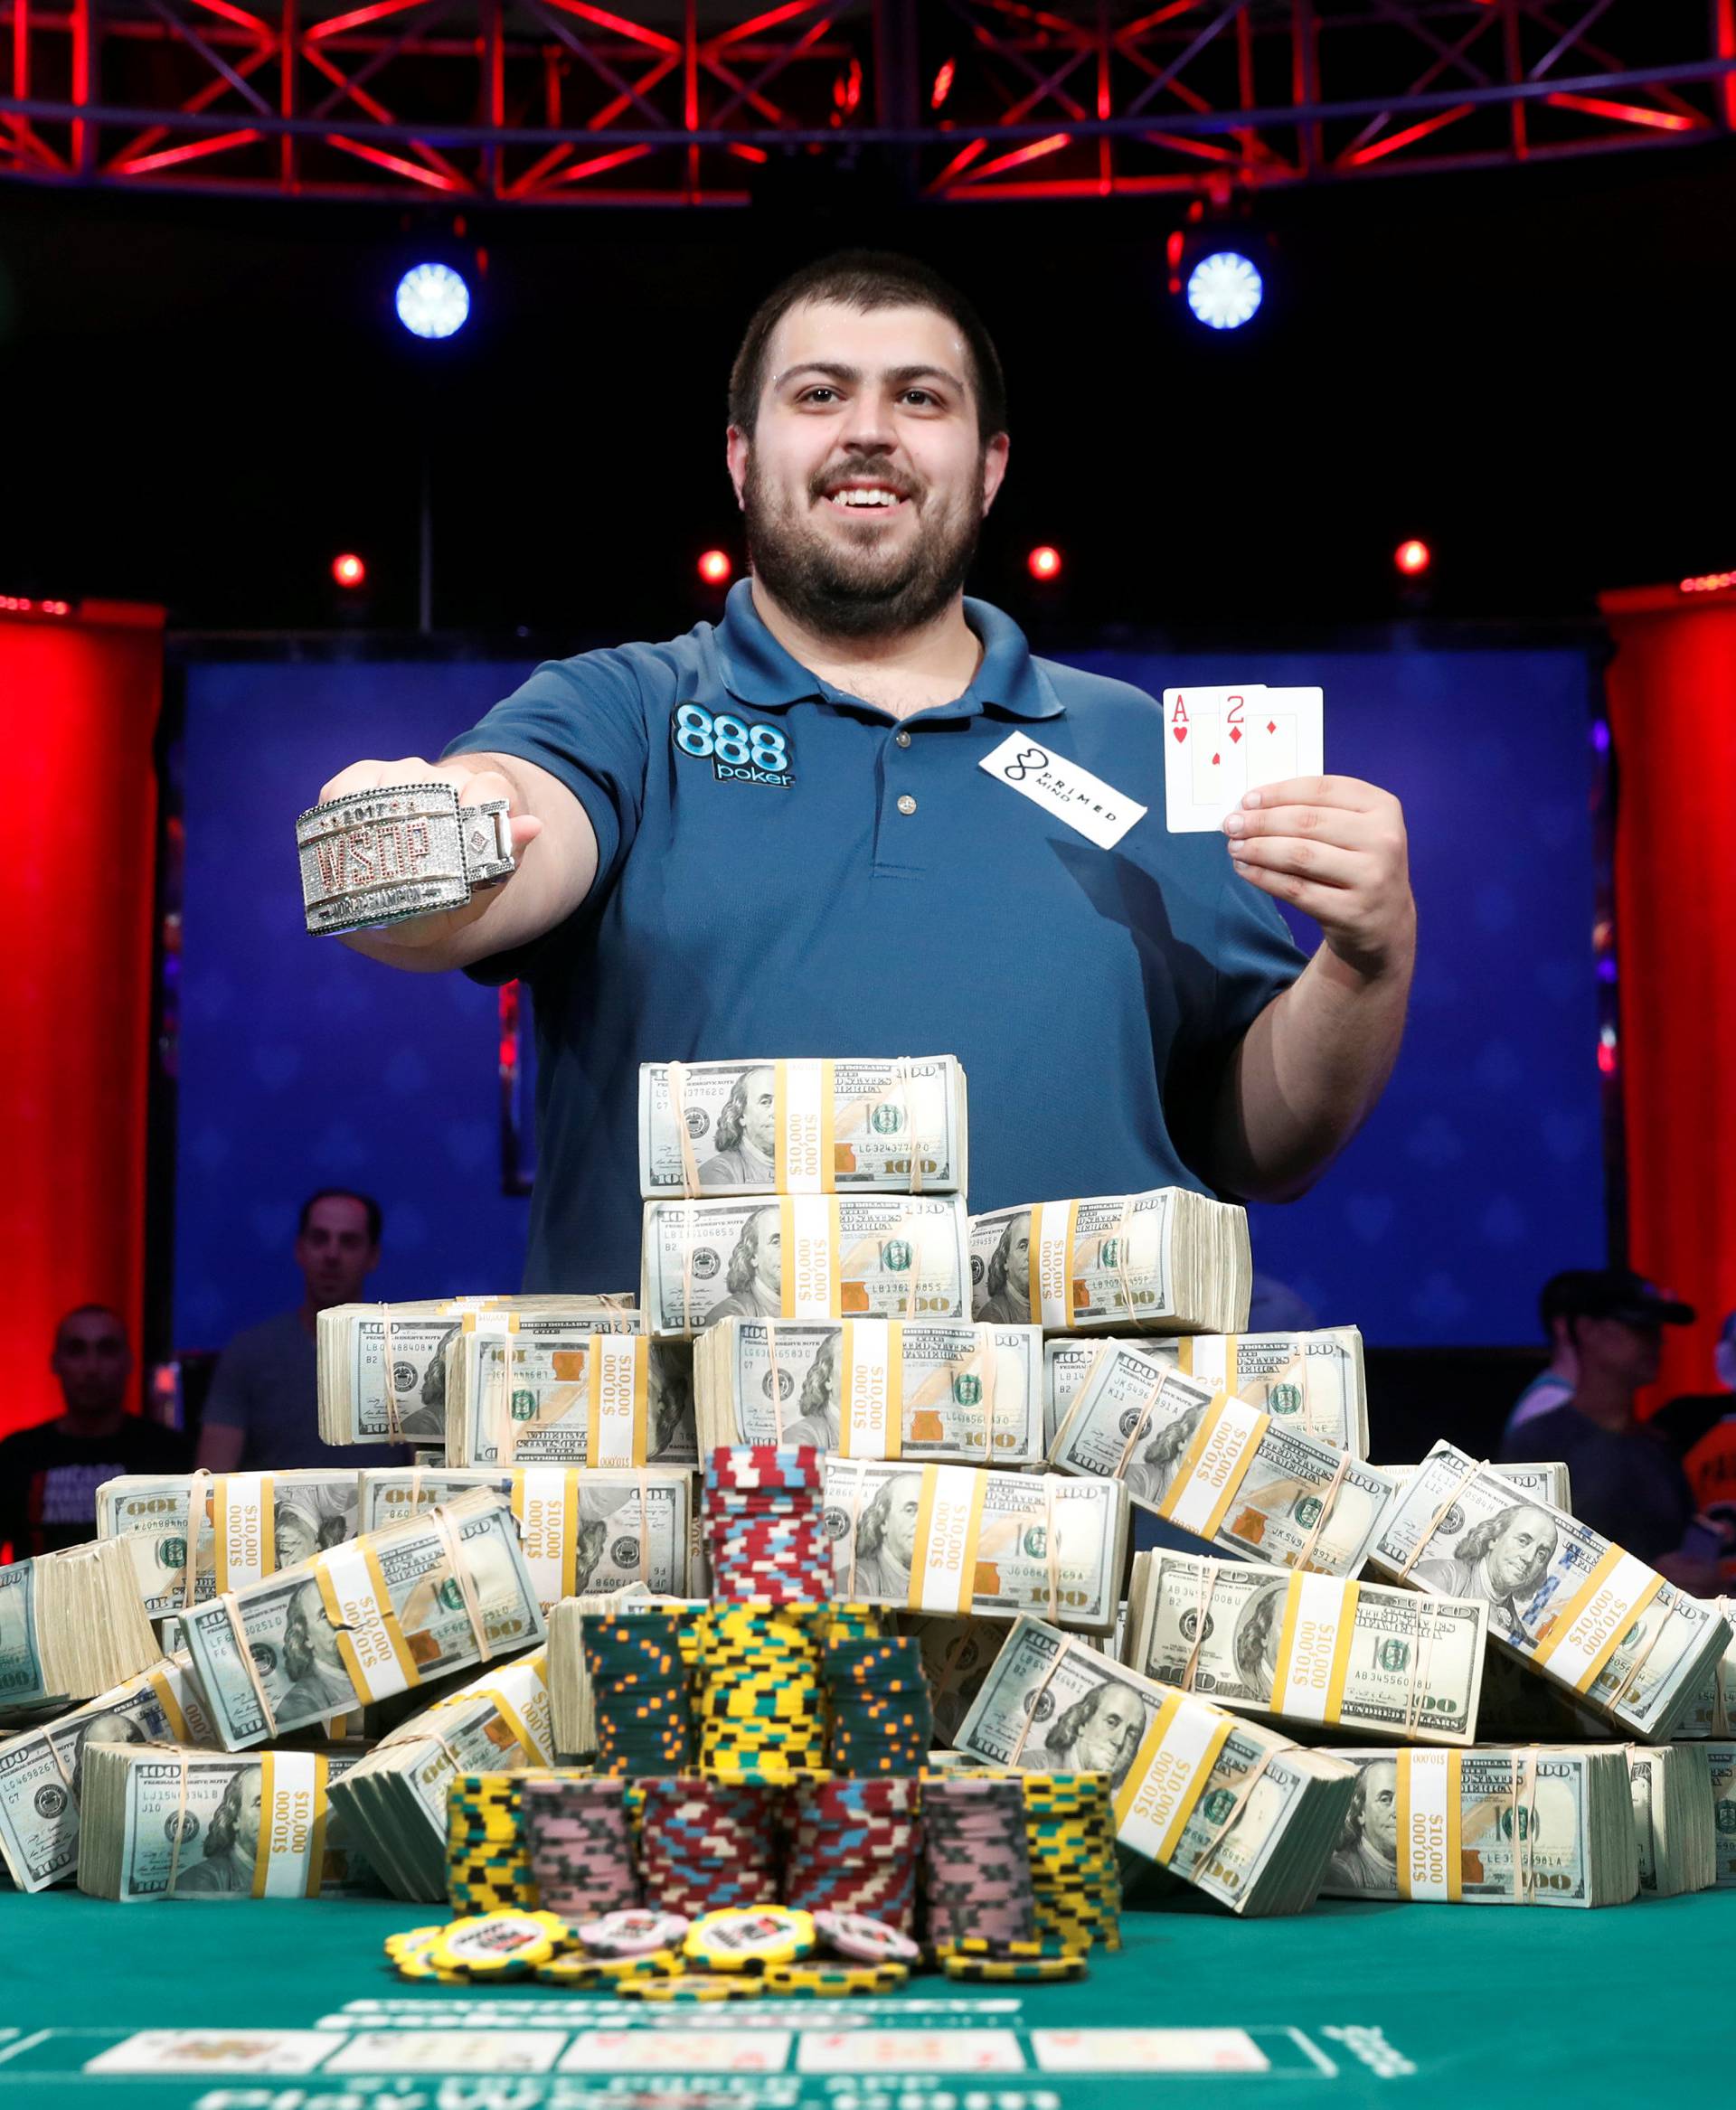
[783,1778,922,1933]
[585,1606,697,1776]
[703,1446,829,1600]
[447,1773,541,1914]
[920,1774,1037,1952]
[637,1777,780,1916]
[697,1602,827,1783]
[1022,1773,1121,1954]
[823,1602,892,1646]
[520,1777,641,1921]
[825,1634,934,1775]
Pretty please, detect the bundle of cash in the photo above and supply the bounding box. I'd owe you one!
[326,1645,554,1900]
[76,1741,378,1900]
[0,1540,164,1718]
[1709,1744,1736,1884]
[641,1194,971,1339]
[0,1655,217,1892]
[822,1459,1127,1633]
[1367,1442,1731,1741]
[96,1471,361,1618]
[1047,1330,1367,1456]
[356,1466,699,1607]
[445,1323,694,1467]
[1376,1461,1572,1512]
[1048,1346,1397,1576]
[639,1056,967,1196]
[952,1616,1356,1917]
[1628,1744,1716,1898]
[547,1592,704,1759]
[695,1317,1045,1466]
[1319,1746,1640,1907]
[899,1613,1018,1747]
[316,1295,637,1446]
[1123,1548,1487,1745]
[179,1488,545,1750]
[968,1189,1250,1336]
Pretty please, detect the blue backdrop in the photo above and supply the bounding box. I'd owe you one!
[174,638,1603,1351]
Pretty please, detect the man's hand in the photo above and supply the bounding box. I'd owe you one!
[1222,775,1414,981]
[316,757,544,953]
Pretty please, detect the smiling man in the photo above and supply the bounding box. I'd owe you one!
[315,250,1414,1294]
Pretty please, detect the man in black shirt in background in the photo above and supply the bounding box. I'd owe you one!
[0,1305,189,1559]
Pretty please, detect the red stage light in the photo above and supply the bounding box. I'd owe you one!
[1027,545,1062,582]
[698,549,732,586]
[1395,539,1431,577]
[332,552,366,589]
[1680,570,1736,594]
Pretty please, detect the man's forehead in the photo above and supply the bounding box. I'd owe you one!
[58,1310,125,1346]
[305,1195,370,1232]
[768,299,969,381]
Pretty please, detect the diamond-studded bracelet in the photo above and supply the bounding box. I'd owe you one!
[297,780,517,937]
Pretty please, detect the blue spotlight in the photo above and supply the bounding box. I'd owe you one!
[1185,250,1263,331]
[395,262,470,341]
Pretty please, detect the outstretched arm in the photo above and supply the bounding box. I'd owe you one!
[316,751,597,973]
[1203,775,1416,1203]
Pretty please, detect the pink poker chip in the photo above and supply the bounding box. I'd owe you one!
[814,1910,920,1965]
[574,1908,691,1958]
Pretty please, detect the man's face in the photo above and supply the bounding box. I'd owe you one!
[275,1508,320,1569]
[1577,1314,1663,1389]
[1486,1508,1558,1596]
[751,1210,783,1295]
[728,300,1008,642]
[1363,1762,1400,1856]
[883,1477,924,1567]
[230,1774,264,1859]
[283,1590,316,1680]
[52,1309,131,1417]
[1077,1684,1144,1775]
[1004,1212,1031,1279]
[296,1195,378,1309]
[741,1069,777,1155]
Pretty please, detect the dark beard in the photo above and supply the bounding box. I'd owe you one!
[741,455,985,642]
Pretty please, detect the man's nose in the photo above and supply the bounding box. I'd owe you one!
[837,393,897,450]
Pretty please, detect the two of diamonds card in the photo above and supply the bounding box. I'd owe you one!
[1162,685,1324,833]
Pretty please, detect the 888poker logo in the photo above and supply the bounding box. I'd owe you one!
[674,702,794,787]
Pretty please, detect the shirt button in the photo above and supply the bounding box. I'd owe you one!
[896,794,917,816]
[894,730,911,748]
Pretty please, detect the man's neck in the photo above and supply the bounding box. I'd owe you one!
[54,1406,127,1441]
[750,579,983,717]
[1570,1369,1638,1436]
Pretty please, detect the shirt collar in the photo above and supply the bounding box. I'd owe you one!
[712,577,1062,721]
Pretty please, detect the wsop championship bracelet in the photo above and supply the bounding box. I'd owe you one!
[297,781,516,937]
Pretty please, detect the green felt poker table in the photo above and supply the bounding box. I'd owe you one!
[1,1886,1726,2110]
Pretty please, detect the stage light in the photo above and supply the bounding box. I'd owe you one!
[1185,251,1262,331]
[1027,545,1062,582]
[697,549,732,586]
[1395,539,1431,577]
[395,262,470,341]
[332,552,366,589]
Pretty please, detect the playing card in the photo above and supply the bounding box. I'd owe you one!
[1163,685,1323,832]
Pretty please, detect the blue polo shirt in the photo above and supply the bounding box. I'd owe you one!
[446,579,1306,1293]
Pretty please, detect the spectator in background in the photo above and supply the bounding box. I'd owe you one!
[195,1189,404,1472]
[1657,1311,1736,1572]
[1497,1268,1716,1580]
[0,1305,190,1559]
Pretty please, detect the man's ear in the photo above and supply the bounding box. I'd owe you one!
[726,426,750,511]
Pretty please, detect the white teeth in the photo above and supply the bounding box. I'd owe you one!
[828,488,901,507]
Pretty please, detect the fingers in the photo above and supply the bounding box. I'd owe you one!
[1225,801,1382,850]
[315,758,540,841]
[1226,856,1343,922]
[1228,834,1363,890]
[317,756,445,804]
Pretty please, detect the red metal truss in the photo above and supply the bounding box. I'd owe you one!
[2,0,1731,205]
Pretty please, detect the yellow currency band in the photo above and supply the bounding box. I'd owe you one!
[1268,1576,1360,1726]
[148,1666,190,1743]
[1395,1750,1462,1902]
[316,1539,420,1704]
[1530,1544,1665,1694]
[909,1464,988,1615]
[839,1320,901,1460]
[1156,1394,1270,1543]
[214,1474,274,1593]
[584,1336,648,1467]
[1112,1690,1235,1867]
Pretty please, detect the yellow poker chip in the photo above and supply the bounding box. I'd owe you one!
[616,1973,764,2002]
[684,1907,816,1973]
[761,1963,910,1995]
[941,1954,1086,1985]
[943,1937,1073,1962]
[534,1951,684,1989]
[429,1909,569,1976]
[394,1948,471,1985]
[384,1926,448,1963]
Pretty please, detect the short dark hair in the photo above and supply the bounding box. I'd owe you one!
[298,1188,382,1246]
[728,249,1007,444]
[54,1303,127,1346]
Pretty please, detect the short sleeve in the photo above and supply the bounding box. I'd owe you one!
[441,648,652,986]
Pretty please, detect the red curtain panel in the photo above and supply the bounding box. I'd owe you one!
[1600,580,1736,1408]
[1,601,164,1436]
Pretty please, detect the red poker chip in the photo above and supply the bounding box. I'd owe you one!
[814,1911,921,1964]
